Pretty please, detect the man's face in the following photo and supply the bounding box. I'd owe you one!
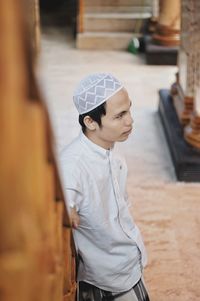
[95,88,133,147]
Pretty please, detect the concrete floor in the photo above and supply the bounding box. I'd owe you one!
[39,27,200,301]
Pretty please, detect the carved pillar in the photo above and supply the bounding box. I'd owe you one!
[153,0,181,46]
[184,1,200,149]
[171,0,195,125]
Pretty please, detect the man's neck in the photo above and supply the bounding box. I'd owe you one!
[84,131,114,150]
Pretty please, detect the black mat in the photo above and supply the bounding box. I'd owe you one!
[158,89,200,182]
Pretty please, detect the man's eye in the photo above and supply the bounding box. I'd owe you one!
[116,114,123,119]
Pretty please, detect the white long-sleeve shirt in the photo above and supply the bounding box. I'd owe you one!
[59,131,147,293]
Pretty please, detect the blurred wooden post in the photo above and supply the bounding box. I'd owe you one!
[0,1,76,300]
[153,0,181,46]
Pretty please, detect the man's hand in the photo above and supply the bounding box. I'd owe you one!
[70,207,80,229]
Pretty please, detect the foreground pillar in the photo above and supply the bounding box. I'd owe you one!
[0,0,76,300]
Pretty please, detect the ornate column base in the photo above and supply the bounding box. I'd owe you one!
[184,114,200,149]
[153,24,180,46]
[171,75,194,125]
[158,89,200,182]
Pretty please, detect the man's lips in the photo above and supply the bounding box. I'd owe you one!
[122,128,132,135]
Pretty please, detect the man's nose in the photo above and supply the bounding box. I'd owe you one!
[125,112,133,126]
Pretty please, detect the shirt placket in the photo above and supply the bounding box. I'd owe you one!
[108,151,131,238]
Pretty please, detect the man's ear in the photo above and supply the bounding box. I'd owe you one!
[83,116,97,131]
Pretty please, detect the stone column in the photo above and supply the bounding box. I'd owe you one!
[153,0,180,46]
[184,1,200,149]
[171,0,195,125]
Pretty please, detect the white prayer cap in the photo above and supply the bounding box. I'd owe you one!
[73,73,123,114]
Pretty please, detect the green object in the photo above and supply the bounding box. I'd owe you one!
[128,37,140,54]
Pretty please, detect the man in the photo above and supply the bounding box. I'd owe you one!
[60,73,150,301]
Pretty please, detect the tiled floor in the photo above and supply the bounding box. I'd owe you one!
[39,27,200,301]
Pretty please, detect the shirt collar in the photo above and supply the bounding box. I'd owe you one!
[80,131,111,159]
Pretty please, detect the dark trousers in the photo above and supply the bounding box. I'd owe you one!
[79,278,150,301]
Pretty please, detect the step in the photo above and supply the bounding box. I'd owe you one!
[76,32,140,50]
[84,5,152,13]
[84,0,152,7]
[84,12,151,32]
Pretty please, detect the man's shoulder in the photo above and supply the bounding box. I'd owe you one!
[59,136,84,167]
[60,135,82,157]
[58,136,86,184]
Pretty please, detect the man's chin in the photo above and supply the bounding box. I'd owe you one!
[117,136,129,142]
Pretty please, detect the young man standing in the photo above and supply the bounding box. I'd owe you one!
[60,73,150,301]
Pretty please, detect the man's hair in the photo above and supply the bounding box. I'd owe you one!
[79,102,106,133]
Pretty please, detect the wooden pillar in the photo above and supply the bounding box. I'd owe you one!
[184,1,200,149]
[171,0,195,125]
[153,0,181,46]
[0,1,76,300]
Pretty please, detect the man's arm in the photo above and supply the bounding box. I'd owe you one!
[65,189,81,229]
